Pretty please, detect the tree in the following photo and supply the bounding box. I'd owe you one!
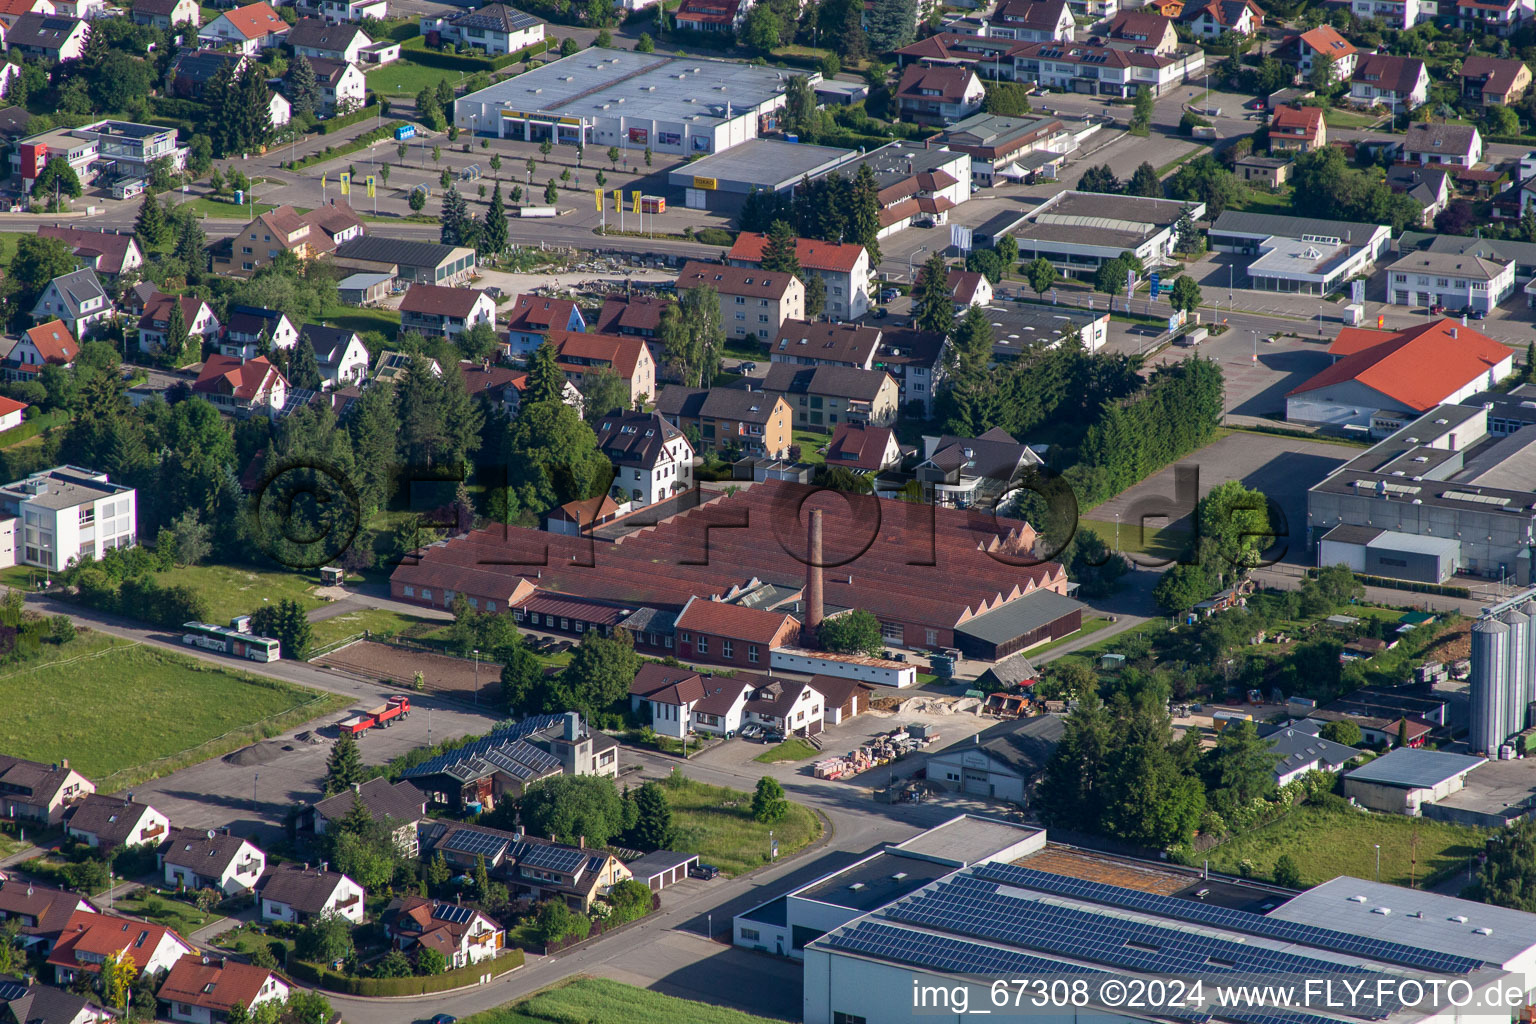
[847,163,883,266]
[1169,274,1202,314]
[287,53,319,117]
[866,0,917,50]
[1077,164,1120,194]
[373,950,413,978]
[101,951,138,1012]
[1273,853,1303,888]
[519,775,627,846]
[32,158,83,202]
[500,636,544,710]
[323,734,365,796]
[1167,155,1241,218]
[1025,256,1057,299]
[1094,255,1129,298]
[408,187,427,213]
[163,295,189,360]
[250,598,314,660]
[636,31,654,51]
[1486,102,1520,137]
[547,630,642,720]
[415,947,448,975]
[440,186,474,247]
[1474,819,1536,911]
[1175,210,1204,255]
[741,3,782,50]
[480,182,509,258]
[544,178,559,205]
[658,286,723,388]
[752,776,788,824]
[1037,690,1114,831]
[783,74,816,138]
[425,850,451,890]
[11,236,79,310]
[157,510,211,566]
[913,250,956,335]
[1130,85,1154,134]
[802,274,826,318]
[560,36,578,56]
[415,87,444,131]
[631,780,674,849]
[287,335,323,390]
[996,235,1018,280]
[818,608,883,655]
[760,219,801,274]
[1308,52,1335,92]
[295,911,354,965]
[1203,720,1278,807]
[1126,161,1161,198]
[535,898,590,943]
[578,367,630,427]
[1153,562,1211,614]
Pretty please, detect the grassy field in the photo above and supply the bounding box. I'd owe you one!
[753,738,821,763]
[0,631,348,787]
[464,977,793,1024]
[1079,517,1190,561]
[175,196,294,219]
[113,888,227,935]
[0,231,31,265]
[661,774,820,876]
[365,59,457,97]
[793,430,831,465]
[155,564,332,625]
[317,302,401,342]
[1202,805,1485,888]
[1324,107,1385,129]
[311,607,436,649]
[1228,186,1294,213]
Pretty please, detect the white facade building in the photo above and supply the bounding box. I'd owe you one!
[0,466,136,573]
[1387,251,1516,313]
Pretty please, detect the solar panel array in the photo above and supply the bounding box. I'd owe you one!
[432,903,476,924]
[442,828,511,860]
[0,980,26,1001]
[972,863,1484,975]
[402,714,570,781]
[883,876,1393,1019]
[520,843,588,875]
[825,920,1116,983]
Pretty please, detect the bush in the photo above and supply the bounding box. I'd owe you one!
[286,952,523,995]
[694,227,734,246]
[316,104,384,135]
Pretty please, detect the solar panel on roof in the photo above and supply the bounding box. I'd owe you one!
[520,843,587,874]
[442,828,509,859]
[432,903,475,924]
[971,863,1484,975]
[0,981,26,1001]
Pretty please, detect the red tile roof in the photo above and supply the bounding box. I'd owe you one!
[506,294,580,333]
[158,954,280,1013]
[1295,24,1355,58]
[1461,56,1529,98]
[677,261,798,300]
[37,226,139,276]
[138,293,210,332]
[824,422,896,471]
[49,911,189,974]
[596,294,670,334]
[675,596,799,646]
[21,321,77,364]
[729,233,866,274]
[193,354,286,401]
[548,329,647,380]
[217,1,285,39]
[896,64,982,104]
[1288,319,1511,410]
[1107,10,1174,39]
[1271,104,1322,138]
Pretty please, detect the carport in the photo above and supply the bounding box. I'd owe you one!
[625,850,699,891]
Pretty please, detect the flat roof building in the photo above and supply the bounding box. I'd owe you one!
[454,50,806,156]
[0,465,136,573]
[812,141,971,238]
[1344,747,1487,815]
[667,138,856,210]
[1012,190,1205,276]
[981,300,1110,354]
[1210,211,1391,295]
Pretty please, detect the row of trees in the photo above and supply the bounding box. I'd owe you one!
[737,163,884,266]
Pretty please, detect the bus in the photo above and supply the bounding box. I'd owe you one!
[181,621,281,663]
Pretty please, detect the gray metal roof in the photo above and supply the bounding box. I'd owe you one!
[668,137,855,191]
[955,588,1087,645]
[335,235,469,269]
[1211,210,1386,243]
[624,849,698,880]
[929,713,1065,775]
[1344,747,1485,789]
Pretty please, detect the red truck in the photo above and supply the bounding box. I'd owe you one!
[338,696,411,737]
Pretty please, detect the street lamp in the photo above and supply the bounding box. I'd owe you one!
[473,648,480,707]
[1114,510,1121,552]
[1250,328,1258,364]
[253,771,259,815]
[907,246,929,283]
[1374,843,1381,881]
[1318,305,1324,337]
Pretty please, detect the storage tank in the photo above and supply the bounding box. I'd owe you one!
[1524,600,1536,730]
[1500,607,1531,741]
[1471,616,1511,755]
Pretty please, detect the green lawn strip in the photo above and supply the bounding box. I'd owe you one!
[660,774,820,876]
[0,409,68,449]
[155,563,331,626]
[317,302,401,342]
[112,888,227,935]
[1018,616,1113,658]
[752,738,821,763]
[176,196,297,219]
[0,231,31,265]
[1079,517,1190,561]
[0,631,349,786]
[366,59,458,97]
[464,977,793,1024]
[310,607,436,649]
[1323,108,1385,129]
[1200,804,1485,888]
[1227,186,1294,213]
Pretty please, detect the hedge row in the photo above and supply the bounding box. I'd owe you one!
[315,103,386,135]
[396,38,547,73]
[1349,573,1471,599]
[286,122,406,170]
[286,951,524,996]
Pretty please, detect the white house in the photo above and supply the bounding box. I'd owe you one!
[267,90,291,128]
[309,57,368,116]
[385,896,503,968]
[421,3,544,55]
[222,306,298,359]
[7,13,90,61]
[319,0,386,20]
[0,396,26,433]
[629,665,755,739]
[1350,53,1429,110]
[30,269,111,340]
[285,17,372,63]
[130,0,201,30]
[595,410,693,507]
[137,293,219,354]
[259,863,365,925]
[0,466,136,573]
[744,678,825,737]
[302,324,371,388]
[1267,722,1360,786]
[1181,0,1263,36]
[1403,122,1483,167]
[7,321,78,377]
[65,794,170,850]
[398,284,496,338]
[728,233,872,321]
[192,355,288,417]
[197,0,287,53]
[48,911,193,987]
[1386,251,1515,313]
[159,827,266,895]
[159,954,289,1024]
[1349,0,1430,27]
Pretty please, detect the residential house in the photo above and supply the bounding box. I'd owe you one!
[301,324,370,388]
[0,108,33,144]
[769,320,881,369]
[48,911,193,987]
[371,349,439,385]
[461,359,582,415]
[728,233,870,320]
[0,467,136,574]
[655,385,794,459]
[332,236,475,285]
[1349,0,1429,27]
[0,396,25,433]
[308,777,427,856]
[416,822,632,911]
[198,1,288,53]
[629,664,755,738]
[0,880,95,953]
[130,0,200,29]
[1149,0,1184,13]
[760,364,901,429]
[504,294,584,358]
[398,714,619,809]
[1404,122,1483,167]
[1105,10,1178,52]
[221,306,298,359]
[36,227,143,280]
[543,494,620,536]
[258,863,365,924]
[824,421,902,474]
[674,596,800,670]
[895,65,986,126]
[421,3,543,54]
[1460,56,1531,106]
[1235,154,1294,187]
[1285,25,1357,83]
[0,755,93,824]
[892,34,1034,79]
[285,17,371,62]
[809,674,875,725]
[63,795,168,850]
[0,0,51,31]
[674,0,746,32]
[912,427,1044,508]
[1456,0,1532,34]
[305,199,366,249]
[168,49,247,98]
[159,827,265,895]
[0,980,111,1024]
[594,293,668,340]
[214,205,329,279]
[29,270,110,340]
[316,0,387,22]
[595,410,693,507]
[137,294,219,355]
[743,677,825,737]
[267,90,291,128]
[382,897,503,967]
[547,330,656,406]
[1009,39,1208,98]
[1350,53,1429,111]
[158,955,289,1024]
[918,266,993,310]
[1386,166,1450,226]
[191,355,289,417]
[308,57,368,116]
[1265,723,1360,786]
[1181,0,1263,36]
[1384,252,1515,313]
[984,0,1075,40]
[873,326,949,417]
[1269,104,1326,153]
[676,262,804,343]
[398,285,496,339]
[6,13,87,60]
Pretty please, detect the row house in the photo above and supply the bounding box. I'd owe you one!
[504,294,584,358]
[1010,39,1206,97]
[728,233,870,320]
[417,821,631,912]
[547,330,655,406]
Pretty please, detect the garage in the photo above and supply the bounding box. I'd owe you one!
[924,715,1066,806]
[625,850,699,892]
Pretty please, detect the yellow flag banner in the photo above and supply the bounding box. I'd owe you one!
[340,172,351,196]
[630,190,640,213]
[595,188,603,212]
[612,188,622,212]
[366,176,376,198]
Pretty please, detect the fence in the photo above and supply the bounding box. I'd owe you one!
[307,633,365,660]
[286,950,524,995]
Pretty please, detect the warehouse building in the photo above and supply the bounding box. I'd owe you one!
[454,51,804,156]
[1012,191,1204,277]
[666,138,856,210]
[1342,747,1487,815]
[1209,211,1390,295]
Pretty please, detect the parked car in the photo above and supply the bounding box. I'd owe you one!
[763,729,785,743]
[880,288,900,302]
[1429,303,1445,315]
[739,361,757,373]
[872,306,888,319]
[430,1015,458,1024]
[740,723,763,739]
[1245,98,1266,110]
[690,863,720,880]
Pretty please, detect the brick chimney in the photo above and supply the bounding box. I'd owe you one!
[802,508,824,645]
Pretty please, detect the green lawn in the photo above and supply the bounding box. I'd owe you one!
[464,977,793,1024]
[1227,186,1294,213]
[0,231,31,265]
[753,738,821,763]
[1324,107,1386,129]
[155,563,333,626]
[1018,615,1112,657]
[793,430,831,465]
[1079,517,1190,561]
[660,773,820,876]
[317,302,401,342]
[311,607,436,649]
[0,631,348,787]
[113,888,226,935]
[1202,805,1485,888]
[175,195,296,219]
[365,58,458,97]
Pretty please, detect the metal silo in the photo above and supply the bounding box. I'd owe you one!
[1471,616,1511,755]
[1501,608,1531,742]
[1523,600,1536,731]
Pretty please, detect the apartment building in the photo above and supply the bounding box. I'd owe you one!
[676,261,805,342]
[728,233,871,320]
[0,466,136,573]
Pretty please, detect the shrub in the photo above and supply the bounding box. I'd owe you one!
[694,227,734,246]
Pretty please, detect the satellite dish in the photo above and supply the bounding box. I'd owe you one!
[206,829,215,839]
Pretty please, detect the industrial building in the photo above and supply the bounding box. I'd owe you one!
[1012,191,1205,277]
[811,142,972,238]
[667,138,856,210]
[1341,747,1487,814]
[1307,403,1536,582]
[1468,589,1536,755]
[981,301,1110,354]
[453,51,803,156]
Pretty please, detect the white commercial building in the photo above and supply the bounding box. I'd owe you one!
[1209,211,1391,295]
[454,50,804,157]
[1386,250,1516,314]
[1012,191,1205,278]
[0,466,136,573]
